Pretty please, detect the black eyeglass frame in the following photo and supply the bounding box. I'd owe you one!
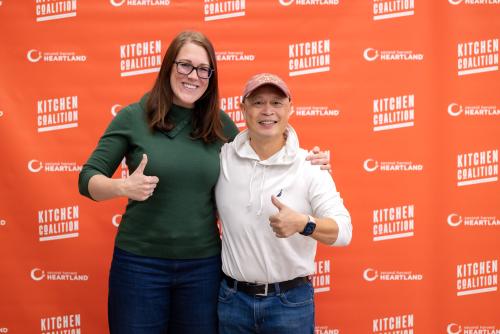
[173,61,214,79]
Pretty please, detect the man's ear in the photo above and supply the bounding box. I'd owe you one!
[239,101,247,120]
[287,101,293,117]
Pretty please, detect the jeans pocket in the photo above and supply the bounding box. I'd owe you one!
[279,281,314,307]
[218,280,236,303]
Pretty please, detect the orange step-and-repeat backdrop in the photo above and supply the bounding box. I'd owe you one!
[0,1,499,333]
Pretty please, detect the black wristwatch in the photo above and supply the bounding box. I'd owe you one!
[300,215,316,236]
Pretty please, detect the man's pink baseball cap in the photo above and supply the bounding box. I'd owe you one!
[242,73,291,101]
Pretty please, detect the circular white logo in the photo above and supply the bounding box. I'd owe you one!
[448,0,463,5]
[27,49,43,63]
[0,110,4,117]
[279,0,295,6]
[363,48,379,61]
[0,328,8,333]
[112,214,122,227]
[0,219,6,226]
[363,159,378,172]
[111,104,122,117]
[28,160,43,173]
[447,213,462,227]
[447,103,463,116]
[30,268,45,281]
[447,323,462,334]
[110,0,126,6]
[363,268,378,282]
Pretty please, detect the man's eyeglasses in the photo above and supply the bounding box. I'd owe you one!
[174,61,214,79]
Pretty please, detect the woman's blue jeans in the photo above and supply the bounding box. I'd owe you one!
[108,247,221,334]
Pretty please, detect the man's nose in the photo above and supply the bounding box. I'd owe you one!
[261,104,273,114]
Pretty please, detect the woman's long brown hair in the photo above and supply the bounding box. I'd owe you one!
[146,31,226,143]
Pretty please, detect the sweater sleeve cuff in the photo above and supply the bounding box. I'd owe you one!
[78,168,103,200]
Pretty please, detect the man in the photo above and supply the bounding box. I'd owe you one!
[215,73,352,334]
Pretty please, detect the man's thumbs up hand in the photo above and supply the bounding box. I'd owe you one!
[269,196,308,238]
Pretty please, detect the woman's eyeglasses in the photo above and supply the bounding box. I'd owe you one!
[174,61,214,79]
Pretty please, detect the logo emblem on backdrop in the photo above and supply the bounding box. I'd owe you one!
[120,158,129,179]
[457,38,499,76]
[204,0,245,21]
[447,323,462,334]
[293,106,340,117]
[30,268,46,281]
[448,103,463,116]
[27,160,82,173]
[447,103,499,117]
[120,40,162,77]
[447,213,462,227]
[27,49,43,63]
[278,0,340,6]
[314,326,340,334]
[112,214,122,227]
[30,268,89,281]
[110,0,126,6]
[363,159,379,172]
[373,0,415,20]
[363,268,423,282]
[26,49,87,63]
[447,213,499,228]
[37,95,79,132]
[373,314,415,333]
[456,149,498,187]
[28,160,44,173]
[363,159,423,173]
[373,94,415,131]
[373,204,415,241]
[40,314,81,333]
[447,323,499,334]
[449,0,500,4]
[312,259,332,293]
[216,51,255,62]
[221,96,246,129]
[111,104,122,117]
[363,48,379,61]
[110,0,170,7]
[288,39,331,76]
[35,0,77,22]
[456,259,498,296]
[38,205,79,242]
[363,268,378,281]
[364,48,424,62]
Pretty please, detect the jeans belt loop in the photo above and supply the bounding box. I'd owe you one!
[255,283,269,297]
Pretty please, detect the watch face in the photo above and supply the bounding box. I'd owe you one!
[302,222,316,236]
[304,225,313,234]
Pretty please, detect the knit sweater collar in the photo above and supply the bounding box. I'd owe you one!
[163,104,193,138]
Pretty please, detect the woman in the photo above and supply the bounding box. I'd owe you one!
[79,31,328,333]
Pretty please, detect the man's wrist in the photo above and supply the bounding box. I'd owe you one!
[298,214,308,233]
[300,215,317,236]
